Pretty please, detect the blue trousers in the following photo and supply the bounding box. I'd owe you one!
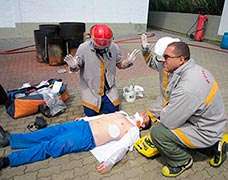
[8,120,96,167]
[84,94,119,117]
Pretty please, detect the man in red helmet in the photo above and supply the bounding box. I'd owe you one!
[64,24,140,117]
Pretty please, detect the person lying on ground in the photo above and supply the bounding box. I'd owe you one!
[0,111,151,173]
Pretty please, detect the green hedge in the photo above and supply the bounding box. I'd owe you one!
[149,0,225,15]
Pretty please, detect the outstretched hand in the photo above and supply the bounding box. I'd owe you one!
[126,49,140,65]
[64,55,80,69]
[141,34,149,49]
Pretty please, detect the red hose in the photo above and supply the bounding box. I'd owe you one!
[188,43,228,53]
[0,50,36,54]
[117,40,228,54]
[0,44,36,54]
[114,32,155,43]
[1,33,227,54]
[4,44,35,52]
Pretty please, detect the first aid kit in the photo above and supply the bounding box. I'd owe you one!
[6,79,69,119]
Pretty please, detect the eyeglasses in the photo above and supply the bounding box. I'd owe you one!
[163,54,182,60]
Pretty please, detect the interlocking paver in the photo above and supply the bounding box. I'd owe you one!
[0,29,228,179]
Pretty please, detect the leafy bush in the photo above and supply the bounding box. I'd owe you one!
[149,0,225,15]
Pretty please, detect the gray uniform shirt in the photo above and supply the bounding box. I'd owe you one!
[75,40,125,112]
[161,59,227,148]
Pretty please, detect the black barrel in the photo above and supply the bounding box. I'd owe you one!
[59,22,85,56]
[34,29,58,63]
[47,37,66,66]
[39,24,60,36]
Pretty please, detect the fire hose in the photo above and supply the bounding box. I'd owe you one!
[0,44,36,55]
[0,32,228,55]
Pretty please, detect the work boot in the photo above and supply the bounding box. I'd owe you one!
[0,157,9,170]
[161,157,193,177]
[209,134,228,167]
[0,126,10,148]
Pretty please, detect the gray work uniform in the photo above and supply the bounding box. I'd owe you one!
[150,59,227,166]
[159,59,227,148]
[75,40,129,113]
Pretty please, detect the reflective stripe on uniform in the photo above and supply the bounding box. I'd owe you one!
[119,59,124,69]
[173,128,196,148]
[204,79,218,105]
[146,109,158,122]
[112,99,120,106]
[173,78,219,148]
[98,56,105,96]
[163,70,169,107]
[82,101,100,113]
[144,51,153,62]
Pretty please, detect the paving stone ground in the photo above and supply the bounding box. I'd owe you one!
[1,30,228,180]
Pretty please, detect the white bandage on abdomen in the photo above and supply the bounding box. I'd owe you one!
[108,125,121,138]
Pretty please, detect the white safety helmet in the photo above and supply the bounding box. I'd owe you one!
[154,37,181,58]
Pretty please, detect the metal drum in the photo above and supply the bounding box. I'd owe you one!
[59,22,85,56]
[34,29,58,63]
[47,37,66,66]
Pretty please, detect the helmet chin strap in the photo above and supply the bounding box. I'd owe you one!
[91,39,112,59]
[91,39,108,50]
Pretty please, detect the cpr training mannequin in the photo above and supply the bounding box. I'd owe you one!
[64,24,140,117]
[0,111,151,174]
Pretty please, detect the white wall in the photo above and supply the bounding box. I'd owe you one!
[218,0,228,35]
[0,0,16,27]
[0,0,149,27]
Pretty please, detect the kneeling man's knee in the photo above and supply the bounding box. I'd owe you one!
[150,122,161,140]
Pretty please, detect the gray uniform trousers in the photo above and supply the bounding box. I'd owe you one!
[150,122,192,167]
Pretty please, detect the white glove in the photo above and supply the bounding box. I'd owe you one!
[141,34,149,49]
[124,49,140,66]
[64,55,80,69]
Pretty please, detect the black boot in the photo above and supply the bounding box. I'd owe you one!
[209,134,228,167]
[0,126,10,148]
[0,157,9,170]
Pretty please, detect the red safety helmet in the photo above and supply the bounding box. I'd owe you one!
[91,24,113,48]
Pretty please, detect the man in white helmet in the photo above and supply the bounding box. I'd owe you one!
[141,35,181,123]
[141,36,227,177]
